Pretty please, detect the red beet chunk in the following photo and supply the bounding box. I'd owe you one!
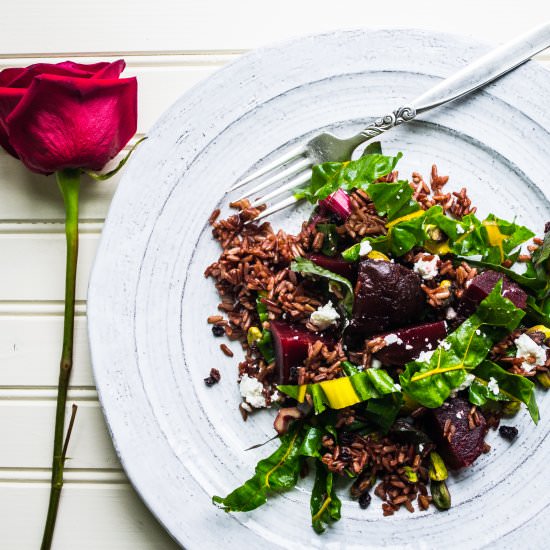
[270,321,330,384]
[374,321,447,366]
[309,253,357,282]
[347,260,424,340]
[424,397,487,470]
[458,270,527,317]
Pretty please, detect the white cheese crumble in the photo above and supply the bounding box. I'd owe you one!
[405,344,413,350]
[413,255,440,280]
[450,373,475,397]
[456,225,465,234]
[456,410,464,420]
[310,302,340,330]
[239,374,267,408]
[384,333,403,346]
[440,340,451,351]
[393,383,402,391]
[488,377,500,396]
[371,358,382,369]
[514,333,547,372]
[358,240,373,257]
[416,350,435,363]
[445,307,457,320]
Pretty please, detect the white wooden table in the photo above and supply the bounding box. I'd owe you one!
[1,2,548,548]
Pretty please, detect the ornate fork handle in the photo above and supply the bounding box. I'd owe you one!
[359,106,417,141]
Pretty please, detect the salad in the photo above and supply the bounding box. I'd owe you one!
[204,143,549,532]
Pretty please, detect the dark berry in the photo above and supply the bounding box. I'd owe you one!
[359,491,372,509]
[212,325,225,337]
[499,425,518,441]
[340,447,352,461]
[204,368,221,387]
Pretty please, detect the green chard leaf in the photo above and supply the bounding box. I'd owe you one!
[526,295,550,326]
[469,360,539,423]
[310,462,342,534]
[290,257,354,315]
[365,180,420,221]
[213,427,307,512]
[532,225,550,267]
[400,280,525,408]
[278,367,401,416]
[316,223,339,256]
[363,393,404,432]
[341,203,535,265]
[294,151,402,203]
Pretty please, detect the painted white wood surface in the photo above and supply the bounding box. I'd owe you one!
[0,2,549,548]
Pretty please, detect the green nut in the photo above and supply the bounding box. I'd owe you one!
[402,466,418,483]
[247,326,262,345]
[428,451,448,481]
[430,480,451,511]
[536,371,550,389]
[501,400,521,416]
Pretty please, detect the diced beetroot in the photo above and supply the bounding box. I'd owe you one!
[270,321,331,384]
[319,189,352,220]
[309,253,357,282]
[346,259,424,342]
[458,270,527,318]
[424,397,487,470]
[373,321,447,366]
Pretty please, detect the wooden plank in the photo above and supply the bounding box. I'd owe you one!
[0,483,179,549]
[0,315,94,387]
[0,0,549,55]
[0,233,98,301]
[0,399,119,469]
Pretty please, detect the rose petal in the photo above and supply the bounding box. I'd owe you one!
[0,67,26,87]
[5,60,126,89]
[6,74,137,173]
[0,87,25,157]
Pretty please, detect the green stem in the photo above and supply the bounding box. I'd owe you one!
[41,169,81,550]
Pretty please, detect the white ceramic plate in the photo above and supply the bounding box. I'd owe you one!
[88,29,550,549]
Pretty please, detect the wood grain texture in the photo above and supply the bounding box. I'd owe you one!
[1,483,179,549]
[0,0,548,54]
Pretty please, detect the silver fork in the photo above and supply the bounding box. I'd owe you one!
[231,23,550,220]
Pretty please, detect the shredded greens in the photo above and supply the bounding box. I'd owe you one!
[400,280,526,409]
[291,257,354,315]
[294,151,402,203]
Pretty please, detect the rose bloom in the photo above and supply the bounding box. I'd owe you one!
[0,60,137,174]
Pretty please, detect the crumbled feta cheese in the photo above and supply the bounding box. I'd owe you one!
[458,373,476,391]
[405,344,413,350]
[445,307,457,320]
[456,225,465,234]
[456,410,464,419]
[358,240,372,257]
[514,333,547,372]
[440,340,451,351]
[418,443,425,453]
[239,374,267,408]
[416,350,435,362]
[450,373,475,397]
[475,329,481,336]
[413,255,440,280]
[488,377,500,396]
[310,302,340,330]
[384,333,403,346]
[393,383,402,391]
[371,358,382,369]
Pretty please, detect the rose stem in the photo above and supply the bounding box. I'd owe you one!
[41,168,81,550]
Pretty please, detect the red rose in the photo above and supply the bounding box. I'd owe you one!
[0,60,137,174]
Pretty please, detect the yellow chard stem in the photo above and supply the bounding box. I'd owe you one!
[40,168,81,550]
